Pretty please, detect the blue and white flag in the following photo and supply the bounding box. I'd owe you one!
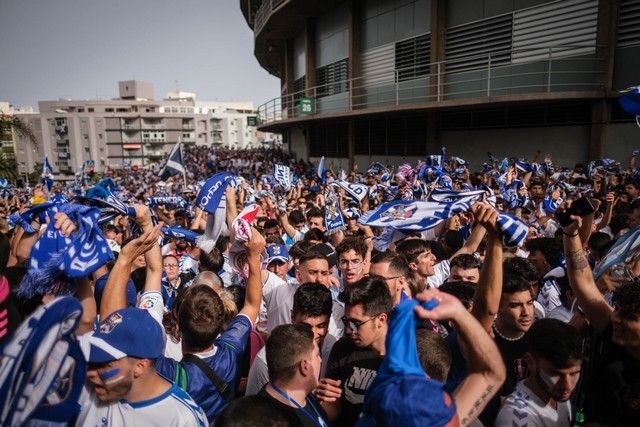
[361,188,529,247]
[334,180,368,202]
[196,172,235,214]
[18,203,114,298]
[41,156,54,192]
[160,142,185,180]
[274,164,292,191]
[0,296,86,426]
[594,225,640,279]
[619,86,640,125]
[324,188,345,235]
[317,156,328,183]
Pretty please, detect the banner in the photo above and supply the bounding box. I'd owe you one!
[196,172,234,214]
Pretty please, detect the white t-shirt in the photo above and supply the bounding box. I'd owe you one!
[76,378,207,427]
[427,260,450,289]
[261,272,290,333]
[495,380,572,427]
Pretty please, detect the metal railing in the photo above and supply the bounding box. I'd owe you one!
[257,45,604,125]
[254,0,288,36]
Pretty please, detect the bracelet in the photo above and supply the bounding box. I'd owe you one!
[563,230,579,237]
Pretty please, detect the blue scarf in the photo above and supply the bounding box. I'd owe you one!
[357,299,456,427]
[148,196,190,210]
[324,188,345,235]
[196,172,234,214]
[161,225,200,245]
[18,203,114,298]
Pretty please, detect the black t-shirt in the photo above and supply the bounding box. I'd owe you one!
[494,330,530,396]
[583,323,640,425]
[258,387,330,427]
[325,337,383,427]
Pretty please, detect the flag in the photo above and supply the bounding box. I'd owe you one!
[274,164,291,191]
[317,156,327,183]
[195,172,235,214]
[333,180,368,202]
[360,188,530,247]
[160,142,185,180]
[41,156,54,192]
[0,297,86,426]
[594,225,640,279]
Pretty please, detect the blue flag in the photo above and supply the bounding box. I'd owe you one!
[41,156,54,192]
[161,225,200,245]
[148,196,190,210]
[0,297,86,426]
[160,142,185,180]
[317,156,327,183]
[196,172,235,214]
[324,188,345,235]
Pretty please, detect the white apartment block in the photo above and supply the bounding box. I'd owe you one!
[13,81,280,180]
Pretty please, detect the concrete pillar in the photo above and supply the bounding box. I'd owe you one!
[349,0,362,110]
[589,0,620,160]
[427,0,446,154]
[284,39,295,118]
[304,19,316,95]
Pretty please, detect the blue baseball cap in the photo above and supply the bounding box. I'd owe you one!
[80,308,164,363]
[266,244,289,264]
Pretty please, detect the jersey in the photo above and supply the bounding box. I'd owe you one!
[325,337,383,426]
[155,314,252,422]
[76,383,207,427]
[495,380,571,427]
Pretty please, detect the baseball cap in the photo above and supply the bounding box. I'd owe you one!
[80,308,164,363]
[266,244,289,264]
[311,243,337,268]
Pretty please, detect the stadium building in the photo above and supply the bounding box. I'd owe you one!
[241,0,640,169]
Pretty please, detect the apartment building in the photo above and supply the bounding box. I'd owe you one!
[13,81,278,180]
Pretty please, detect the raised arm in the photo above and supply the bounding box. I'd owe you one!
[239,227,266,323]
[470,203,502,333]
[100,224,161,318]
[415,289,505,427]
[225,185,239,229]
[278,210,297,239]
[450,220,487,259]
[560,204,612,333]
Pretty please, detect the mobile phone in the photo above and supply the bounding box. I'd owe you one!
[555,197,595,227]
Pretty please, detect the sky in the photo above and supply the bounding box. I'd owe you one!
[0,0,280,111]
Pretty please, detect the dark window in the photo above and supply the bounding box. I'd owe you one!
[309,123,348,157]
[396,33,431,82]
[316,58,349,98]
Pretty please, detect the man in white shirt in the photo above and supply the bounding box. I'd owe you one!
[495,319,582,427]
[77,307,207,426]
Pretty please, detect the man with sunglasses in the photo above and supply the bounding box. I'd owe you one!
[316,277,393,426]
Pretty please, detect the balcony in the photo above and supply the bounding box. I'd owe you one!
[257,44,605,129]
[58,152,70,160]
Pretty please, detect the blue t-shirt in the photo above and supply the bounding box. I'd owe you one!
[156,314,252,422]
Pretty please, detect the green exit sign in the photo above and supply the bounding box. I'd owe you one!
[299,97,315,115]
[247,116,258,126]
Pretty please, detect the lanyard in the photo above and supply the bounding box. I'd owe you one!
[271,384,327,427]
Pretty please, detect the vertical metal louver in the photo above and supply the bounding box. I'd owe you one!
[362,44,396,86]
[315,58,349,97]
[395,33,431,82]
[445,14,513,72]
[293,77,306,95]
[512,0,597,62]
[618,0,640,47]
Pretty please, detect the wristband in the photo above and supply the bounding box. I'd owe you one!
[563,230,579,237]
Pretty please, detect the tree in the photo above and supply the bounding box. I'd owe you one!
[0,115,38,182]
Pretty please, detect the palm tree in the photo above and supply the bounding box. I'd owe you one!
[0,114,37,181]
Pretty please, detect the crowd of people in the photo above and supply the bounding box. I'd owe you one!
[1,144,640,426]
